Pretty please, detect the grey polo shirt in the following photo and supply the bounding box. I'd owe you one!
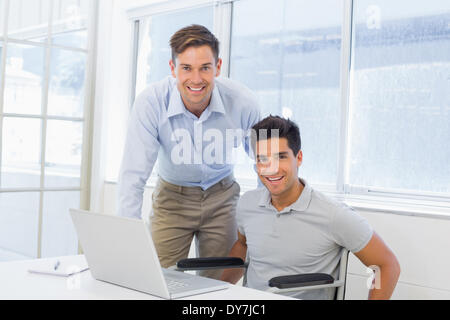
[237,178,373,300]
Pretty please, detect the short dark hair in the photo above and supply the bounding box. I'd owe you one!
[169,24,220,63]
[251,115,301,156]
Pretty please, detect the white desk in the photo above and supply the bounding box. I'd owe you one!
[0,255,293,300]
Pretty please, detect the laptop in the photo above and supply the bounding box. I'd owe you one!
[69,209,229,299]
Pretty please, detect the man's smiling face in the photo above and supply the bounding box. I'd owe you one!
[256,137,302,197]
[170,45,222,117]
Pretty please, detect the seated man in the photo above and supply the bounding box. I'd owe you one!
[220,115,400,300]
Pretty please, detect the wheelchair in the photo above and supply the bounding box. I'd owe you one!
[173,248,349,300]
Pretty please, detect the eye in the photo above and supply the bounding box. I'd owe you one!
[257,156,269,164]
[182,66,190,71]
[201,66,210,71]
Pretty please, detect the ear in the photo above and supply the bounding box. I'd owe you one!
[296,150,303,167]
[215,58,222,77]
[169,59,177,78]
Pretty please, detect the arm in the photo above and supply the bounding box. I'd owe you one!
[220,231,248,284]
[353,232,401,300]
[117,95,160,219]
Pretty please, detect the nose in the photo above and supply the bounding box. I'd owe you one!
[259,159,279,176]
[190,69,202,84]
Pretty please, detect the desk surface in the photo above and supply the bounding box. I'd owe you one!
[0,255,292,300]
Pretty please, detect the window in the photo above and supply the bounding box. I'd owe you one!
[0,0,96,261]
[126,0,450,211]
[348,0,450,195]
[230,0,343,188]
[106,3,215,183]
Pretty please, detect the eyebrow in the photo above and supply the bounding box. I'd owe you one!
[256,152,289,158]
[180,63,213,67]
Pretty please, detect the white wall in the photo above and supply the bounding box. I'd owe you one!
[346,209,450,299]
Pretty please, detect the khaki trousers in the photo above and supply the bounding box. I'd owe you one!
[150,175,240,279]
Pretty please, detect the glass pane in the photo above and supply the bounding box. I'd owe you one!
[3,43,45,115]
[135,5,214,94]
[0,41,3,90]
[52,0,88,49]
[0,192,40,261]
[230,0,343,186]
[0,0,5,37]
[349,0,450,193]
[41,191,80,258]
[1,118,41,188]
[52,29,87,49]
[47,48,86,117]
[8,0,50,43]
[45,120,82,187]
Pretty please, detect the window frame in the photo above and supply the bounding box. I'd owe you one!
[126,0,450,217]
[0,0,98,259]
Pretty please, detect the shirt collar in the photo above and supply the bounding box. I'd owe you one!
[258,187,272,207]
[208,85,226,115]
[167,86,186,118]
[167,83,225,118]
[258,178,313,213]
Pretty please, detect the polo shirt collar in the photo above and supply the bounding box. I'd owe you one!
[290,178,312,212]
[258,178,312,213]
[167,83,225,118]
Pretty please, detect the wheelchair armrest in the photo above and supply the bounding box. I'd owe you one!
[176,257,247,271]
[268,273,334,289]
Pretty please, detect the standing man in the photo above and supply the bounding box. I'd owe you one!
[221,116,400,299]
[117,25,260,279]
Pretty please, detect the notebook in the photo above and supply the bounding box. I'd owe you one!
[28,259,89,277]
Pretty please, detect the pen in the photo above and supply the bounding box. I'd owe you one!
[54,260,60,271]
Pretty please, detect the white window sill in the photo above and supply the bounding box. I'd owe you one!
[338,193,450,220]
[105,179,450,221]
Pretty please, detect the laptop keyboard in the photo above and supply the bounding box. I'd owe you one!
[162,269,228,297]
[166,278,190,292]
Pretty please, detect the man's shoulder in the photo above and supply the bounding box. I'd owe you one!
[135,76,175,106]
[310,187,358,221]
[238,187,266,209]
[216,77,259,108]
[311,188,342,209]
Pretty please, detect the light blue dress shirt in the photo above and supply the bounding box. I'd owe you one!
[117,76,260,219]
